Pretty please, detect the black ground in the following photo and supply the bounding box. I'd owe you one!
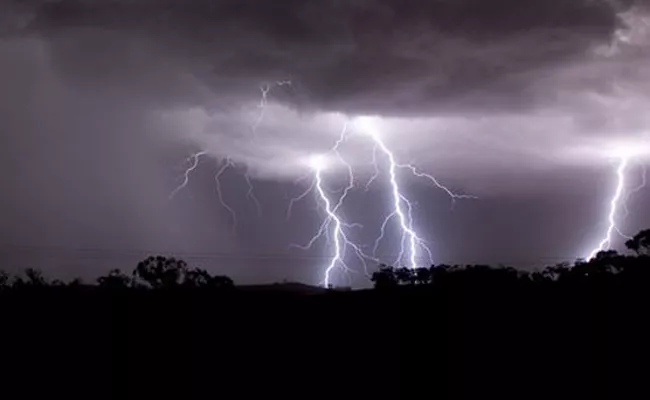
[2,277,648,399]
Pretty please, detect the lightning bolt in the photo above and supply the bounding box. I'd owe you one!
[286,173,318,221]
[356,117,475,269]
[365,130,433,268]
[169,150,241,231]
[364,144,381,191]
[171,82,293,233]
[241,80,292,216]
[243,171,262,216]
[587,157,628,260]
[313,165,351,287]
[252,80,292,134]
[172,95,476,287]
[214,157,238,231]
[290,124,377,287]
[622,164,647,219]
[169,151,207,200]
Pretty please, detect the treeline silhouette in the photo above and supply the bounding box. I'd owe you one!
[2,230,650,398]
[0,255,234,291]
[370,228,650,290]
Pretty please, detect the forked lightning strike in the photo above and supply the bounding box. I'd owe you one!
[169,151,207,200]
[291,118,476,285]
[172,89,476,287]
[214,158,238,231]
[240,82,290,216]
[356,117,475,269]
[622,164,647,218]
[312,161,353,287]
[290,157,376,287]
[289,124,377,287]
[252,80,292,133]
[364,144,381,192]
[587,157,629,260]
[169,150,240,227]
[399,164,479,204]
[243,80,292,215]
[172,81,295,225]
[366,128,432,268]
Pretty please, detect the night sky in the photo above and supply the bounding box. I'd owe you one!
[2,0,650,287]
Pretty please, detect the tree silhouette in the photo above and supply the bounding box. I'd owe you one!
[368,229,650,289]
[97,269,132,289]
[541,263,571,281]
[415,267,431,285]
[429,264,452,284]
[184,268,212,287]
[371,264,398,289]
[184,268,234,288]
[394,267,415,285]
[209,275,235,289]
[68,278,84,288]
[626,229,650,255]
[135,256,188,289]
[24,268,47,286]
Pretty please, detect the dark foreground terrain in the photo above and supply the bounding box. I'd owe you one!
[2,248,650,398]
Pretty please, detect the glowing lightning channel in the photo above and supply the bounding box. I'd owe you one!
[290,124,377,287]
[243,80,292,216]
[365,129,433,269]
[587,157,629,260]
[622,164,647,219]
[214,158,238,232]
[286,175,317,221]
[312,163,348,287]
[169,151,207,200]
[243,171,262,216]
[252,80,292,134]
[364,144,381,191]
[357,118,475,269]
[399,165,479,204]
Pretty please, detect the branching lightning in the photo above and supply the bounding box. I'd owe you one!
[169,150,240,230]
[622,164,647,219]
[399,164,479,204]
[171,87,477,287]
[289,124,378,287]
[286,175,317,221]
[587,157,629,260]
[364,144,380,192]
[366,130,433,268]
[312,162,352,287]
[243,170,262,216]
[356,118,476,269]
[169,151,207,200]
[214,157,238,231]
[242,80,292,215]
[171,81,295,226]
[288,118,476,286]
[252,80,292,134]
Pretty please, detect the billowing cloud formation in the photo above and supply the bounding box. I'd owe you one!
[4,0,648,175]
[2,0,650,283]
[5,0,639,113]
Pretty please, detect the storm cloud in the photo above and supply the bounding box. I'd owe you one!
[5,0,640,113]
[5,0,648,170]
[2,0,650,285]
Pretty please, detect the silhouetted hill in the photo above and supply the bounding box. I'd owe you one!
[237,281,328,294]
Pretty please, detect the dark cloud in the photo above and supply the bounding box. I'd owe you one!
[3,0,639,115]
[2,0,650,285]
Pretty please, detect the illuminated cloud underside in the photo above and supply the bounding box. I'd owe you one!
[3,1,650,284]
